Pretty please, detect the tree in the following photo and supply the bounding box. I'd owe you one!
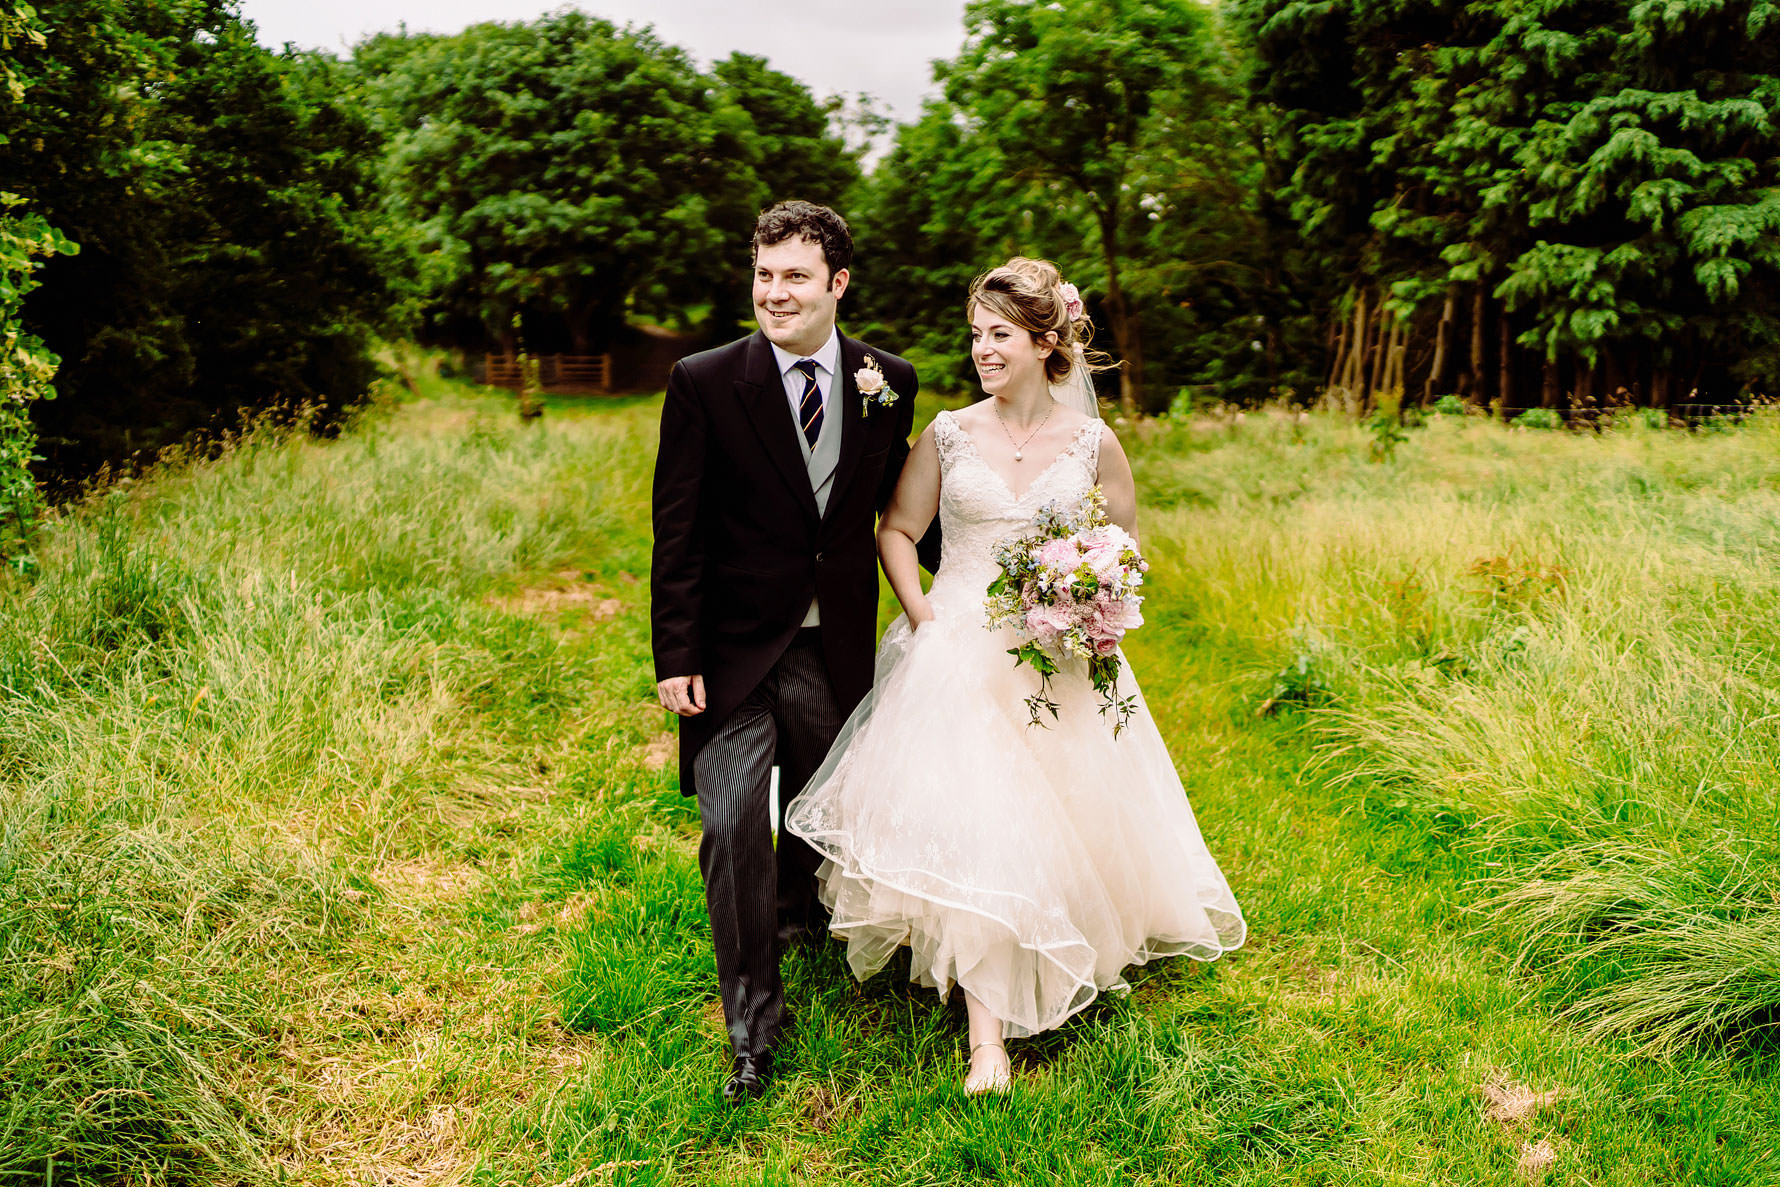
[846,99,1074,391]
[1121,21,1319,405]
[702,52,861,330]
[1239,0,1780,414]
[362,14,857,354]
[941,0,1224,413]
[1,0,394,480]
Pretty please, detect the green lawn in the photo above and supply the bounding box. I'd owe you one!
[4,375,1777,1185]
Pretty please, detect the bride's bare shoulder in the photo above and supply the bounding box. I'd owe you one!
[1049,405,1094,433]
[945,401,990,428]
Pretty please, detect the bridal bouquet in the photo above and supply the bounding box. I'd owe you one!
[984,488,1148,735]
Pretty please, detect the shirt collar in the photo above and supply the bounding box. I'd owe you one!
[769,326,841,379]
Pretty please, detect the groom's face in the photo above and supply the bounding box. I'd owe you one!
[753,236,849,356]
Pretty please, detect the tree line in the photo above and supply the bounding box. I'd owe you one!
[3,0,1777,498]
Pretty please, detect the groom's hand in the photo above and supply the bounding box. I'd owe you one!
[658,674,706,716]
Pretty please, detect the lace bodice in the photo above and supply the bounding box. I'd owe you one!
[930,409,1102,595]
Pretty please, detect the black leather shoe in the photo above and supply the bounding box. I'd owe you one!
[777,919,818,946]
[777,902,831,947]
[720,1049,773,1104]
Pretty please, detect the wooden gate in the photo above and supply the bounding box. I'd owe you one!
[480,353,614,393]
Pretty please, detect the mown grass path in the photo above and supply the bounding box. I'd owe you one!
[6,384,1777,1187]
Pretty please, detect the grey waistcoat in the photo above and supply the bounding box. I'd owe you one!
[797,387,843,625]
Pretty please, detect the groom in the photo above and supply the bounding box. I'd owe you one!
[651,201,922,1101]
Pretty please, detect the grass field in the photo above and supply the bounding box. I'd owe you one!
[4,370,1779,1186]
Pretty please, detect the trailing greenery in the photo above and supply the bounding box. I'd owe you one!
[0,3,71,566]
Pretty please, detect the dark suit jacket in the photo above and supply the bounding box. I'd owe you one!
[651,329,920,796]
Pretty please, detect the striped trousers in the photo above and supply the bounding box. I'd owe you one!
[692,628,844,1058]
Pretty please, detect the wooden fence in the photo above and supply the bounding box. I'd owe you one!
[479,353,614,393]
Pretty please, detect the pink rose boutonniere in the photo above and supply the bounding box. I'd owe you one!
[855,354,900,417]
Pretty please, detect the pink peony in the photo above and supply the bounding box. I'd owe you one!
[1072,525,1138,583]
[1084,594,1143,642]
[1093,636,1119,656]
[1080,541,1124,581]
[1037,536,1081,574]
[1025,603,1073,639]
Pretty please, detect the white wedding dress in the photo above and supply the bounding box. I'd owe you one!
[784,409,1246,1037]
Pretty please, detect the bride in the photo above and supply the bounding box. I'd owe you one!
[784,258,1245,1094]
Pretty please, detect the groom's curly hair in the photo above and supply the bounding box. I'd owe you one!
[752,201,853,285]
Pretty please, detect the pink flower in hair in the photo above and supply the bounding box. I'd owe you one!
[1058,282,1084,322]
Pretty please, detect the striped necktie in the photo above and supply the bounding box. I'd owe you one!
[793,358,823,448]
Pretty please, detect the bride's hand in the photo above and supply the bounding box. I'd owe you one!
[908,600,936,631]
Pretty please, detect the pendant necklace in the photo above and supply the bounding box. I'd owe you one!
[994,400,1052,462]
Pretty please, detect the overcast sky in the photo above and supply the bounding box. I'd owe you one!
[237,0,965,126]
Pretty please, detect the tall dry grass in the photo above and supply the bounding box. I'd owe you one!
[1133,407,1780,1053]
[0,392,653,1181]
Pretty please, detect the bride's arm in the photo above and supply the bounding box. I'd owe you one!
[877,422,941,628]
[1097,425,1140,543]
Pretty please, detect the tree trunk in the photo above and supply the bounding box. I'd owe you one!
[1345,295,1359,412]
[1100,216,1144,415]
[1497,314,1514,412]
[1424,288,1457,404]
[1377,312,1404,400]
[1541,357,1562,409]
[1390,318,1408,396]
[1326,307,1347,396]
[566,304,596,356]
[1470,288,1491,407]
[1338,289,1369,412]
[1365,305,1388,409]
[1264,284,1282,399]
[1601,352,1625,405]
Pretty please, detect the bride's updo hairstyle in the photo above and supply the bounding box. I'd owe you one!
[967,258,1115,386]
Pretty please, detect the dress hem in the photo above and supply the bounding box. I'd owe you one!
[797,823,1245,1038]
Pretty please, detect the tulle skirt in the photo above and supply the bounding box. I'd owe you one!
[784,581,1246,1037]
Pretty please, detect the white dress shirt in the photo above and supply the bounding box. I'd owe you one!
[770,328,840,432]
